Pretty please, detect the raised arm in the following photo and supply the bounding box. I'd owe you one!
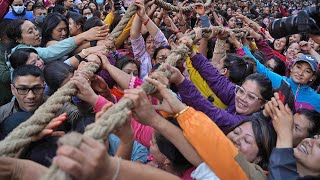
[177,78,247,132]
[243,46,284,89]
[177,107,262,179]
[166,65,246,132]
[123,81,203,167]
[265,93,299,180]
[35,26,108,62]
[190,53,236,105]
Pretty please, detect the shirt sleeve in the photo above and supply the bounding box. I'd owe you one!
[35,37,77,62]
[199,15,211,28]
[255,37,275,60]
[131,141,150,163]
[131,34,152,80]
[243,46,284,89]
[177,107,249,180]
[177,78,246,132]
[190,53,236,105]
[186,52,227,110]
[130,118,153,149]
[93,95,112,112]
[153,30,169,48]
[268,148,299,180]
[114,15,135,49]
[103,12,115,27]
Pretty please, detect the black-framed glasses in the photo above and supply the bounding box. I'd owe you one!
[234,85,265,103]
[13,85,45,95]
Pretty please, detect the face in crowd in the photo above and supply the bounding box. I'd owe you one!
[17,20,41,46]
[11,75,44,112]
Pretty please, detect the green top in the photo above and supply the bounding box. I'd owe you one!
[0,43,12,106]
[10,37,77,63]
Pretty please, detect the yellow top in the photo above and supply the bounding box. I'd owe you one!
[103,12,135,48]
[186,46,227,109]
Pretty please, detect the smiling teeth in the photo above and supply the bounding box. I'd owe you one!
[300,144,308,154]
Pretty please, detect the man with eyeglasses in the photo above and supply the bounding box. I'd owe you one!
[0,65,45,124]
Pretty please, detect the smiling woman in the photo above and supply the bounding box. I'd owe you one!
[226,117,276,169]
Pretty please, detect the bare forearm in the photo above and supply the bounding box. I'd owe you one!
[131,15,142,39]
[276,131,293,148]
[103,64,131,89]
[152,115,203,166]
[108,157,180,180]
[142,14,160,38]
[199,39,208,57]
[73,42,90,54]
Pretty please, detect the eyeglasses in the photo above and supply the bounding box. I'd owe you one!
[156,55,167,61]
[234,85,265,103]
[13,85,45,95]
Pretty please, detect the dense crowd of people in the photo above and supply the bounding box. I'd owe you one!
[0,0,320,179]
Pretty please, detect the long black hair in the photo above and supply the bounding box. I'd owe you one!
[155,117,193,176]
[9,48,38,69]
[41,12,69,46]
[43,61,74,92]
[227,116,276,170]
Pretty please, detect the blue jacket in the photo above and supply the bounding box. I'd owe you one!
[177,53,247,133]
[243,47,320,112]
[4,11,33,21]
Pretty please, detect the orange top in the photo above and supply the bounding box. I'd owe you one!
[177,107,249,180]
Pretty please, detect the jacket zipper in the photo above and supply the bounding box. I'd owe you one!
[294,85,301,102]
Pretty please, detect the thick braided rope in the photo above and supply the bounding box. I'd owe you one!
[154,0,212,12]
[0,63,99,157]
[0,2,136,157]
[109,4,137,39]
[42,27,219,180]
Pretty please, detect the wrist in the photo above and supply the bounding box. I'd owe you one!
[173,105,189,118]
[81,49,89,57]
[151,114,167,130]
[88,94,99,107]
[175,76,185,86]
[276,133,293,148]
[234,43,243,50]
[142,15,149,24]
[190,49,196,58]
[75,34,87,45]
[104,157,119,180]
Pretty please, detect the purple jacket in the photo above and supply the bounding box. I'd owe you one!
[177,53,247,132]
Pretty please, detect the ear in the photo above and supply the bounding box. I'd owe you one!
[16,38,23,44]
[11,84,17,96]
[220,68,228,76]
[76,24,81,30]
[310,74,317,82]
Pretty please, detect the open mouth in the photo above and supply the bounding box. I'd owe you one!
[298,144,308,155]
